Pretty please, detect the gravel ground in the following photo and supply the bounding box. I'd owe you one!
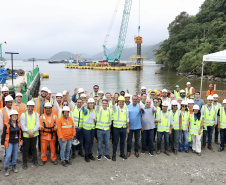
[0,139,226,185]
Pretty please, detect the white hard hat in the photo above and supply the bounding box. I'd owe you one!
[223,99,226,104]
[44,102,52,108]
[16,93,23,97]
[188,99,194,104]
[62,90,67,96]
[5,95,13,102]
[180,90,185,93]
[186,82,191,85]
[171,100,177,105]
[102,96,107,100]
[10,110,19,116]
[27,100,35,106]
[193,105,200,110]
[72,139,80,146]
[56,93,63,97]
[181,101,188,105]
[41,87,48,92]
[48,89,52,94]
[125,93,130,98]
[78,88,84,94]
[88,98,95,103]
[207,95,214,100]
[213,94,218,98]
[62,106,70,112]
[162,89,167,93]
[1,86,9,92]
[80,93,86,98]
[162,101,168,107]
[99,90,104,94]
[141,86,146,90]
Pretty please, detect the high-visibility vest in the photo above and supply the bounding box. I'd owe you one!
[212,102,221,112]
[91,92,99,98]
[23,111,39,138]
[182,97,188,101]
[202,105,216,126]
[171,110,180,130]
[174,90,180,99]
[83,110,96,130]
[155,107,161,126]
[96,108,111,130]
[157,111,171,132]
[189,113,202,136]
[47,98,54,105]
[40,114,57,138]
[4,122,22,148]
[34,97,47,115]
[181,111,189,131]
[113,106,128,128]
[161,97,171,102]
[219,107,226,129]
[72,106,83,128]
[13,103,26,119]
[185,87,194,99]
[57,116,75,140]
[1,107,10,125]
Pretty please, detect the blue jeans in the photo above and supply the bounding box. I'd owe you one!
[203,125,214,146]
[58,138,71,161]
[215,123,219,141]
[127,129,140,153]
[220,129,226,148]
[97,129,110,155]
[4,143,19,168]
[157,131,169,151]
[141,129,154,153]
[113,127,127,155]
[83,129,95,154]
[72,127,83,154]
[179,130,189,151]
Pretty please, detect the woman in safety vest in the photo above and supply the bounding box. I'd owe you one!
[1,110,22,176]
[57,106,75,167]
[178,101,189,152]
[82,98,96,162]
[190,105,203,156]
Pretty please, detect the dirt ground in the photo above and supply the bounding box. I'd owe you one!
[0,139,226,185]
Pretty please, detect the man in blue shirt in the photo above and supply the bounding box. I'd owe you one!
[127,95,144,158]
[193,92,205,110]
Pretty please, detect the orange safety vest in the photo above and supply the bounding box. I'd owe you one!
[40,113,57,139]
[34,97,47,115]
[0,100,3,109]
[4,122,22,148]
[57,116,75,140]
[13,103,26,119]
[1,107,10,125]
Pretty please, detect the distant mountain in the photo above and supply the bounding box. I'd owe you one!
[92,42,162,60]
[50,51,91,60]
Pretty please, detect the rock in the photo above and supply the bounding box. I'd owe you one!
[208,75,214,80]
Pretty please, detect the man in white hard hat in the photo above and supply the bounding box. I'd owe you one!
[141,86,147,95]
[161,89,171,103]
[218,99,226,152]
[180,90,188,101]
[20,100,40,170]
[13,93,26,119]
[212,94,221,144]
[185,82,195,99]
[0,95,14,128]
[0,82,24,109]
[201,95,217,150]
[55,93,63,107]
[80,93,87,104]
[34,87,48,115]
[124,93,131,106]
[39,102,58,165]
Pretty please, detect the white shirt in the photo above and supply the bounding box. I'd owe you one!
[20,112,40,132]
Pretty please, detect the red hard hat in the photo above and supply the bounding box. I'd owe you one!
[209,84,214,88]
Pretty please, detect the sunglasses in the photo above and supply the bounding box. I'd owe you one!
[172,105,177,106]
[182,105,187,107]
[154,101,158,103]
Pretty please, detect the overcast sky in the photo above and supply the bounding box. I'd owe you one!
[1,0,205,59]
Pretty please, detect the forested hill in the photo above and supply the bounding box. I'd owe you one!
[154,0,226,77]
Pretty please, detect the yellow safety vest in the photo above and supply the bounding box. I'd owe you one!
[83,110,96,130]
[219,107,226,129]
[202,105,216,126]
[174,90,180,99]
[155,107,161,126]
[161,97,171,103]
[212,102,221,112]
[72,106,83,128]
[185,87,194,99]
[171,110,180,130]
[181,111,189,131]
[113,106,128,128]
[157,111,171,132]
[96,108,111,130]
[23,112,39,138]
[189,113,202,136]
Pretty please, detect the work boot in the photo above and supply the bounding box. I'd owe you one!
[208,146,213,151]
[65,160,72,165]
[215,140,220,144]
[126,152,131,157]
[52,160,58,165]
[61,160,67,167]
[201,145,206,150]
[39,161,46,166]
[112,154,116,161]
[197,153,201,156]
[85,155,90,162]
[156,150,161,154]
[33,161,39,167]
[218,147,224,152]
[135,152,139,158]
[4,168,9,176]
[12,165,19,173]
[174,150,178,155]
[164,150,170,156]
[22,163,27,170]
[71,153,76,159]
[141,150,145,154]
[78,151,85,157]
[89,154,95,161]
[119,154,127,159]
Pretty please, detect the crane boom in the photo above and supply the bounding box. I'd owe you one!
[103,0,132,63]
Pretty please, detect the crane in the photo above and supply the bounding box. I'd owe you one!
[102,0,133,63]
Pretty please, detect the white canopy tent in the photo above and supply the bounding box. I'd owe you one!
[200,50,226,97]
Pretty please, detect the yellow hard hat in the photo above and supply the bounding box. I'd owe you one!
[154,90,157,94]
[118,96,125,101]
[148,89,152,93]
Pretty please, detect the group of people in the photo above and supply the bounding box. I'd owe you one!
[0,82,225,177]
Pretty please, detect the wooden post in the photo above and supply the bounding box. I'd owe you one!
[214,84,216,91]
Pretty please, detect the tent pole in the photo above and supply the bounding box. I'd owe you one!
[200,61,204,98]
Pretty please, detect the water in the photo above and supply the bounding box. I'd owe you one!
[5,60,226,95]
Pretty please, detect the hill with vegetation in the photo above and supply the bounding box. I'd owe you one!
[154,0,226,77]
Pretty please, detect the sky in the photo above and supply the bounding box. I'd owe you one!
[0,0,205,59]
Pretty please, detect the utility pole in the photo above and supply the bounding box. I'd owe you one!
[0,41,7,61]
[5,52,19,87]
[31,58,36,70]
